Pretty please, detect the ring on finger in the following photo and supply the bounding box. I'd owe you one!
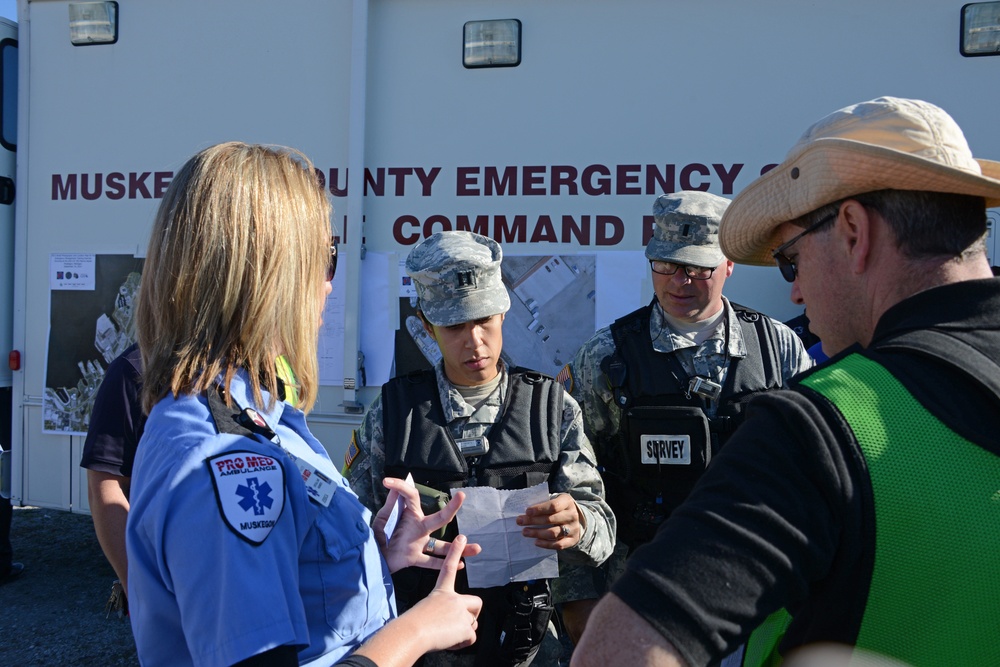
[560,525,571,538]
[423,537,437,554]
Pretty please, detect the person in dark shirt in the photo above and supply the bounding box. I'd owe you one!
[573,97,1000,666]
[80,342,144,595]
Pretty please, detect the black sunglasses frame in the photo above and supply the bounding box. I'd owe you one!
[772,210,838,283]
[649,260,716,280]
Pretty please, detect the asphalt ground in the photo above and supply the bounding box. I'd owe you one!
[0,505,139,666]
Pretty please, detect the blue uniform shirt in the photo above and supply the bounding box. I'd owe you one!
[127,371,394,666]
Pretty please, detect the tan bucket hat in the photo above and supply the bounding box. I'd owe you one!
[720,96,1000,266]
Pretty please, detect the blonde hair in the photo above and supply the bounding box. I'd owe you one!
[137,142,331,414]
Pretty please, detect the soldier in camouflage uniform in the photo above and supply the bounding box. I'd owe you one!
[554,191,813,647]
[345,230,615,667]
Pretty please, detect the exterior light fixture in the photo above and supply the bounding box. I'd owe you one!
[961,2,1000,56]
[69,2,119,46]
[463,19,521,68]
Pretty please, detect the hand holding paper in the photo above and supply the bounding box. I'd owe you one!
[516,492,583,550]
[373,475,482,573]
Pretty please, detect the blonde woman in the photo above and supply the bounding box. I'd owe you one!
[127,142,481,667]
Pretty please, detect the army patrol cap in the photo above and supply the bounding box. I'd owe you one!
[645,191,731,268]
[406,230,511,327]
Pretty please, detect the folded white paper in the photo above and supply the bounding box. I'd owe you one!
[456,481,560,588]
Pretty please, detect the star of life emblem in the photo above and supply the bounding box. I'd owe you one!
[207,450,285,545]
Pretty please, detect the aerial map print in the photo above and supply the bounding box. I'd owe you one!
[43,254,143,434]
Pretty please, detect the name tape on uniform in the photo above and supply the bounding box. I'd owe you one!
[640,434,691,465]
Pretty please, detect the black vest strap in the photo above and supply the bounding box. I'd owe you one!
[875,329,1000,402]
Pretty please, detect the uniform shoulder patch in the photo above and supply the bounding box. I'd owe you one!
[206,451,285,546]
[556,364,574,394]
[343,431,361,474]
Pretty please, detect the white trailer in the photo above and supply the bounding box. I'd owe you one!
[1,15,17,498]
[3,0,999,511]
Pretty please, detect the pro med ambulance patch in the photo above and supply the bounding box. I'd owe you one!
[207,451,285,545]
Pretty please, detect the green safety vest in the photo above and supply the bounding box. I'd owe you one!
[795,353,1000,666]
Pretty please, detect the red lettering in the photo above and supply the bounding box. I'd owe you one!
[244,455,274,468]
[529,215,557,243]
[393,212,630,247]
[215,457,252,473]
[422,215,453,237]
[81,173,102,201]
[713,163,743,195]
[551,165,578,196]
[562,215,590,245]
[327,168,348,197]
[485,167,517,196]
[52,174,77,200]
[582,165,611,196]
[679,163,710,191]
[643,214,656,246]
[456,214,490,236]
[129,172,152,199]
[154,172,172,198]
[522,166,546,196]
[365,168,385,196]
[596,215,623,246]
[495,214,527,243]
[106,172,126,200]
[646,164,676,195]
[414,167,440,196]
[615,165,642,195]
[387,167,412,196]
[393,215,421,245]
[456,167,479,196]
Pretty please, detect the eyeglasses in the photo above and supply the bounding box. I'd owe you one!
[772,210,838,283]
[327,243,338,282]
[649,260,716,280]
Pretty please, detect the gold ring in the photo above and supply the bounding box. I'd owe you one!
[423,537,437,554]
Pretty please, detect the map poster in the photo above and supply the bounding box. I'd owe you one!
[43,254,144,435]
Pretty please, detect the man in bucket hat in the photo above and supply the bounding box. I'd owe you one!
[347,230,615,667]
[573,97,1000,666]
[554,190,812,648]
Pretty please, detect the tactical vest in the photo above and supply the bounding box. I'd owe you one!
[382,367,563,667]
[602,300,782,549]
